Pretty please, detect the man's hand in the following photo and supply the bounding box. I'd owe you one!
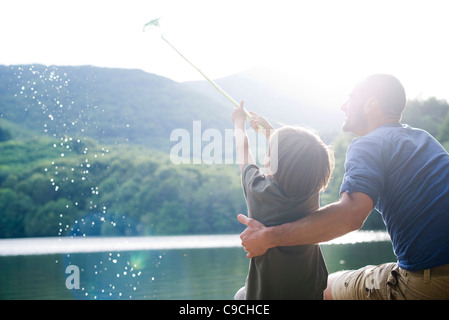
[249,111,273,139]
[237,214,270,258]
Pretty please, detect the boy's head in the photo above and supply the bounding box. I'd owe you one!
[267,126,334,198]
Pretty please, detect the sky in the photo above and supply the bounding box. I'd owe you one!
[1,0,448,103]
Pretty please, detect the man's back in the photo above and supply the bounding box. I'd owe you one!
[341,123,449,270]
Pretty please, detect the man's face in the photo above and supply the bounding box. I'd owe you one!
[341,89,368,136]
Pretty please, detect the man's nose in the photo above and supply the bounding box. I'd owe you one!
[340,100,348,111]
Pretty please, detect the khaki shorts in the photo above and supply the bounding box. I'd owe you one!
[331,262,449,300]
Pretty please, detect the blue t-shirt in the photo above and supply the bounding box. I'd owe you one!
[340,123,449,271]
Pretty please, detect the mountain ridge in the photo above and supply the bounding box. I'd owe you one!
[1,64,344,154]
[183,67,345,133]
[0,64,232,152]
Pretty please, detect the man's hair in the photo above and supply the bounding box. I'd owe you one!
[269,126,334,199]
[356,74,407,118]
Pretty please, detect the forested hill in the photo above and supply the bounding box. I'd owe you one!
[0,64,245,238]
[0,64,231,152]
[1,64,449,238]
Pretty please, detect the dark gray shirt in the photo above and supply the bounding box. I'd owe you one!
[242,164,328,300]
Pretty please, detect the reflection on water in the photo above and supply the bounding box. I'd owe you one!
[0,232,396,300]
[0,231,390,256]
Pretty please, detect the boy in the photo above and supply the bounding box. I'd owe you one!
[232,101,334,299]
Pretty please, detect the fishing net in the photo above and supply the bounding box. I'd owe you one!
[142,18,161,32]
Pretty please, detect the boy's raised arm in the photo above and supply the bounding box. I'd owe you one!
[232,101,255,172]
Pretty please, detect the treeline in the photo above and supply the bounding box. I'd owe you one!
[0,134,247,238]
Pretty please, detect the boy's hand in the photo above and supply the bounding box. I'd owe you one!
[231,101,247,127]
[232,101,255,170]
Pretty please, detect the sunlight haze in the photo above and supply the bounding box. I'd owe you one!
[1,0,448,103]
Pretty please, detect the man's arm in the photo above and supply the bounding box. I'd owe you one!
[238,191,374,258]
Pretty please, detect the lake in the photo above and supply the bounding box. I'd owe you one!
[0,231,395,300]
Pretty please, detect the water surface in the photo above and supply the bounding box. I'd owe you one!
[0,232,395,300]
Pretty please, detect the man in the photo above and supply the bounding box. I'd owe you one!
[237,74,449,299]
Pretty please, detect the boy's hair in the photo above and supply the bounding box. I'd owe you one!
[269,126,334,199]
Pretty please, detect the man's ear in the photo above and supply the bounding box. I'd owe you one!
[363,97,380,115]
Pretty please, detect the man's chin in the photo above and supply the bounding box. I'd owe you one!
[342,122,356,135]
[341,121,350,133]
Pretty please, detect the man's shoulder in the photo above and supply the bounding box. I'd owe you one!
[350,123,407,149]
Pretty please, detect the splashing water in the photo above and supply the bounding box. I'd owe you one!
[10,64,145,299]
[11,65,105,233]
[63,250,147,300]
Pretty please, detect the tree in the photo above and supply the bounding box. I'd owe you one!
[0,127,11,142]
[402,97,449,137]
[24,198,80,237]
[438,111,449,145]
[0,188,34,238]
